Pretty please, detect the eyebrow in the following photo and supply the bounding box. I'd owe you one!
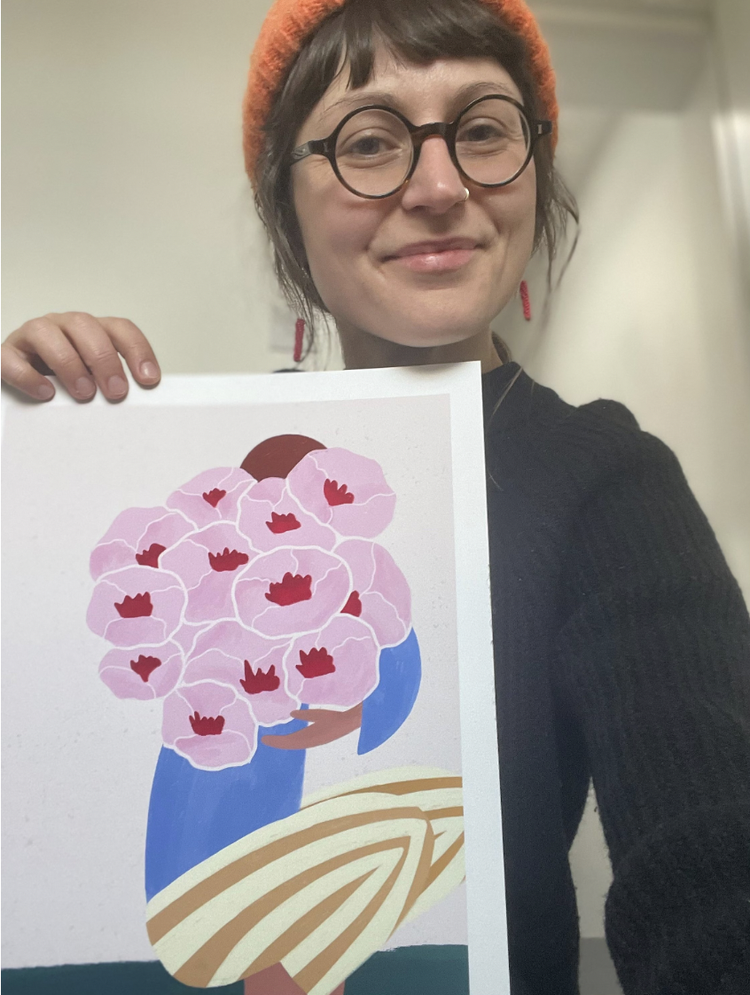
[323,79,519,121]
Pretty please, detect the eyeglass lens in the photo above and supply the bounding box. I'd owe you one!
[334,98,532,197]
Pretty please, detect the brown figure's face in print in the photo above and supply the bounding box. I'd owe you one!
[241,434,326,480]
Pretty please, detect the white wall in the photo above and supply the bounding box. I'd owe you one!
[1,0,295,372]
[713,0,750,309]
[3,0,748,953]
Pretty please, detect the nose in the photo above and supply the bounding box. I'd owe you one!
[399,135,468,213]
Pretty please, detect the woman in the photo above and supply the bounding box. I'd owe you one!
[2,1,749,993]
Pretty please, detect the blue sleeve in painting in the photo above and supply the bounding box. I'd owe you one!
[145,716,307,901]
[357,628,421,755]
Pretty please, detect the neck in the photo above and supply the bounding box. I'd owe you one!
[338,324,504,374]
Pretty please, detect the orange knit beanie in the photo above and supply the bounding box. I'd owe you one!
[242,0,558,186]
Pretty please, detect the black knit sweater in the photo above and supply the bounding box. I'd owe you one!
[482,363,750,995]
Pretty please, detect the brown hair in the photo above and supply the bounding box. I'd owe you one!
[253,0,578,356]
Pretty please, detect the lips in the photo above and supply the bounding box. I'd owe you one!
[386,237,478,260]
[383,237,480,274]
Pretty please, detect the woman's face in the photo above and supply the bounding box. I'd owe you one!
[292,48,538,351]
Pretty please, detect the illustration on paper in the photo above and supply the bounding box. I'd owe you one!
[86,434,465,993]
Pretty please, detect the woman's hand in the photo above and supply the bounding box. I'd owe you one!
[261,704,363,751]
[1,312,161,402]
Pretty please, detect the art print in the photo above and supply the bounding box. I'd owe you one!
[2,366,507,994]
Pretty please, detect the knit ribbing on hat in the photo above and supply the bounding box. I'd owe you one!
[242,0,558,185]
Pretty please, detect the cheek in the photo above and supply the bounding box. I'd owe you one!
[487,167,537,264]
[293,173,381,295]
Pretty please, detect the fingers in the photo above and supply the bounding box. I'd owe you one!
[1,312,161,402]
[288,707,362,722]
[1,337,59,401]
[99,317,161,388]
[289,709,322,722]
[260,731,310,751]
[16,315,102,400]
[43,312,130,400]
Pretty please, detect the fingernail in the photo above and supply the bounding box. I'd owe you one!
[139,361,159,381]
[107,375,128,396]
[36,383,55,400]
[75,377,95,397]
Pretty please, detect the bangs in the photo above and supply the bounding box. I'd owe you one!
[347,0,529,96]
[306,0,534,108]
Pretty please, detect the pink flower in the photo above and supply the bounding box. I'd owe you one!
[162,681,257,770]
[286,448,396,538]
[87,565,186,647]
[171,621,212,658]
[285,615,380,709]
[237,477,336,553]
[99,641,184,700]
[234,547,350,638]
[158,522,255,624]
[335,540,412,648]
[89,507,194,580]
[183,622,299,726]
[166,468,254,529]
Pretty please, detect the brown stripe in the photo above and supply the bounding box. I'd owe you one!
[292,834,419,993]
[240,872,373,980]
[173,833,419,988]
[396,813,436,928]
[148,806,420,944]
[288,817,434,992]
[310,777,462,802]
[423,806,463,823]
[424,832,465,891]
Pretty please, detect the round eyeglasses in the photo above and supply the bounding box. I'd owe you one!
[291,94,553,200]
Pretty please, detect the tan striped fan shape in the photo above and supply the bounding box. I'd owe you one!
[146,767,464,992]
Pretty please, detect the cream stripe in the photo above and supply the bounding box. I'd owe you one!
[401,833,465,927]
[300,767,461,808]
[148,795,423,941]
[145,768,465,990]
[212,848,403,986]
[187,842,405,986]
[154,810,426,975]
[285,820,430,994]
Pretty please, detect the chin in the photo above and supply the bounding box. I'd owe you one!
[372,312,491,350]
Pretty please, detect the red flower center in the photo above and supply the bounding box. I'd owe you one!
[189,711,225,736]
[130,655,162,682]
[209,547,249,572]
[297,647,336,679]
[240,660,281,695]
[115,592,153,618]
[202,488,227,508]
[135,543,166,568]
[266,512,301,535]
[265,572,312,606]
[324,479,355,506]
[341,591,362,617]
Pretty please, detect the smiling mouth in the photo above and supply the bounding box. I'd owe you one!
[386,245,478,273]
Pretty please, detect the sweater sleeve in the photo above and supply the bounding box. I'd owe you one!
[551,403,750,995]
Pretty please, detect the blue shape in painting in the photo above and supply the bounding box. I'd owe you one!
[145,714,308,900]
[145,630,421,899]
[358,628,421,754]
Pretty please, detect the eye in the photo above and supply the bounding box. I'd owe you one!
[338,129,406,161]
[458,120,510,145]
[335,109,412,168]
[347,134,390,157]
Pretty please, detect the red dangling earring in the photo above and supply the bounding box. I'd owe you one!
[519,280,532,322]
[293,318,305,363]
